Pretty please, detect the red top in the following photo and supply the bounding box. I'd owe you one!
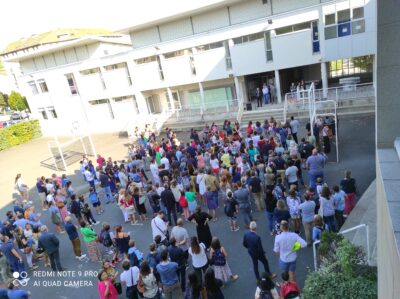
[280,281,301,298]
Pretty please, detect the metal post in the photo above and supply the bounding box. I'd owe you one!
[313,240,320,271]
[335,106,339,163]
[48,142,59,171]
[54,136,68,171]
[366,225,370,265]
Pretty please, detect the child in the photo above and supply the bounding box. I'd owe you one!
[79,196,99,226]
[178,190,190,219]
[128,240,143,267]
[279,271,301,299]
[88,187,103,215]
[224,191,239,232]
[332,185,346,229]
[185,186,197,215]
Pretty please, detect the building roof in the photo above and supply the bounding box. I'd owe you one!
[118,0,242,33]
[1,28,122,55]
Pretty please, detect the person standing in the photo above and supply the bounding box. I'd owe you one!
[98,270,119,299]
[64,216,87,260]
[289,116,300,144]
[188,206,213,249]
[306,149,327,190]
[234,181,254,229]
[0,235,25,275]
[168,237,186,292]
[15,174,29,201]
[36,177,48,210]
[262,84,270,105]
[120,259,139,299]
[209,237,238,284]
[204,268,225,299]
[205,169,220,207]
[84,166,96,191]
[38,225,64,271]
[299,194,316,246]
[156,250,183,299]
[340,170,357,216]
[248,171,264,212]
[151,211,169,246]
[273,220,307,282]
[80,221,102,262]
[243,221,276,281]
[332,185,346,228]
[188,236,209,286]
[319,186,337,232]
[256,87,262,108]
[170,218,189,262]
[161,184,178,226]
[99,171,114,204]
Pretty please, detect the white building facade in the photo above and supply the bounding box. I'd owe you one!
[1,0,376,136]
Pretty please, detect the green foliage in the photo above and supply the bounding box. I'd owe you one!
[0,92,7,107]
[0,120,41,151]
[304,234,377,299]
[0,59,6,75]
[8,91,28,111]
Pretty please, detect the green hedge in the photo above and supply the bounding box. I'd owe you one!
[0,120,42,151]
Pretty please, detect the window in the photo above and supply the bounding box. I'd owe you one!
[337,9,351,23]
[88,99,109,105]
[47,107,57,118]
[275,21,312,35]
[163,50,185,59]
[196,41,224,52]
[352,19,365,34]
[113,95,133,102]
[353,7,364,19]
[103,62,127,71]
[189,51,196,76]
[28,81,39,95]
[232,32,263,44]
[224,41,232,70]
[37,79,49,93]
[135,56,157,64]
[79,68,100,75]
[264,31,273,62]
[37,108,48,119]
[325,26,338,40]
[328,55,373,78]
[312,21,320,54]
[156,56,164,80]
[65,73,79,95]
[325,14,336,26]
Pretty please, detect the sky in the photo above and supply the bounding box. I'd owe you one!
[0,0,224,51]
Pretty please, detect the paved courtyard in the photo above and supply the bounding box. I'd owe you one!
[0,113,375,298]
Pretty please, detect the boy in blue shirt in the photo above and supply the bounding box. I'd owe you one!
[88,187,104,215]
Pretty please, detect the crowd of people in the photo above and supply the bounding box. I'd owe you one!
[0,115,357,299]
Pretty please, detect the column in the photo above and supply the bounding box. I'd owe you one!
[274,69,282,103]
[134,91,148,115]
[166,87,175,112]
[198,82,205,112]
[234,76,241,102]
[321,62,328,99]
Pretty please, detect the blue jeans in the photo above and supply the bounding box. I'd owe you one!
[213,191,219,207]
[266,211,275,232]
[102,186,113,203]
[323,215,337,232]
[308,173,323,190]
[88,180,96,191]
[279,259,297,272]
[263,93,270,104]
[10,260,24,275]
[240,206,253,227]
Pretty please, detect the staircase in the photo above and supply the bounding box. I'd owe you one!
[162,95,375,132]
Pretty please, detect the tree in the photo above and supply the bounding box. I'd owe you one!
[0,60,6,76]
[8,91,28,111]
[0,92,7,108]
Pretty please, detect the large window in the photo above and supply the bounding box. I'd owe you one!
[37,79,49,93]
[37,108,47,119]
[47,106,57,119]
[65,73,79,95]
[325,6,365,40]
[328,55,373,78]
[103,62,127,71]
[163,50,185,59]
[196,41,224,52]
[275,21,313,36]
[145,95,161,114]
[264,31,273,62]
[80,67,106,89]
[233,32,264,45]
[134,56,157,64]
[28,81,39,95]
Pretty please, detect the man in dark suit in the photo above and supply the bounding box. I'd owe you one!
[242,221,276,281]
[38,225,64,271]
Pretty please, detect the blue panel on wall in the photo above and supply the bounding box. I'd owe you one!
[313,41,320,53]
[338,23,351,37]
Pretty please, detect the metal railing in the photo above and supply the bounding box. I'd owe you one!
[173,99,240,122]
[313,224,370,271]
[284,82,374,123]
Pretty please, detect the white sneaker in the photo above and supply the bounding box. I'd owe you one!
[78,254,87,260]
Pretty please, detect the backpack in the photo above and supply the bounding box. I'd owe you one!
[260,290,274,299]
[100,230,113,248]
[224,199,233,216]
[211,249,226,266]
[129,248,143,267]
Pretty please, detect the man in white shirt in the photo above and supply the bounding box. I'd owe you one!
[273,220,307,282]
[290,116,300,143]
[285,160,299,189]
[120,260,139,296]
[46,190,55,205]
[170,218,189,258]
[150,160,160,184]
[151,211,168,244]
[160,154,170,170]
[84,166,95,190]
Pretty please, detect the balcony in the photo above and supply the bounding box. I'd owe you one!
[162,55,195,86]
[193,48,229,81]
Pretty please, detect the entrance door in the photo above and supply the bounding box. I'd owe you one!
[165,91,182,111]
[145,95,161,114]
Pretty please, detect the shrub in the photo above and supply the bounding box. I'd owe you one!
[303,232,377,299]
[0,120,41,151]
